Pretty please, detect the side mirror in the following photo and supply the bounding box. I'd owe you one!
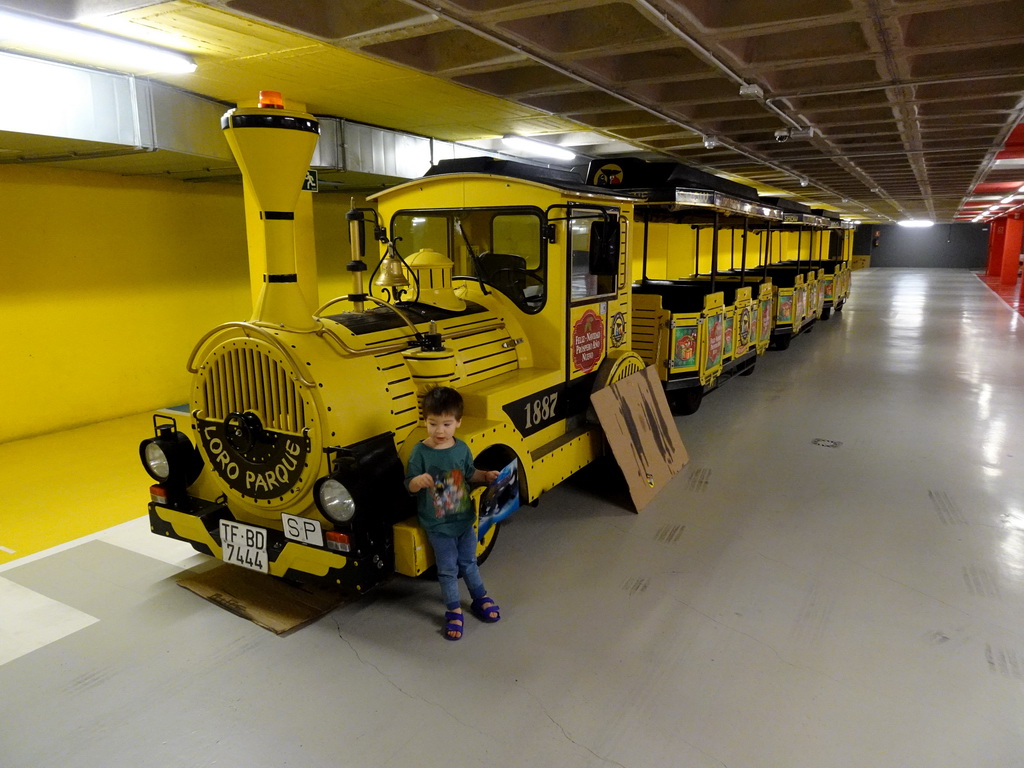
[589,219,619,276]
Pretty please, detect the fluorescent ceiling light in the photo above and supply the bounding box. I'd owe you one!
[0,8,196,74]
[897,219,934,228]
[1000,194,1019,204]
[502,135,576,162]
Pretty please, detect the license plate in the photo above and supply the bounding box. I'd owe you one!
[281,512,323,547]
[219,520,268,573]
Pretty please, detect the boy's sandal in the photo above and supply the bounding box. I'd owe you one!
[443,611,464,641]
[470,597,501,623]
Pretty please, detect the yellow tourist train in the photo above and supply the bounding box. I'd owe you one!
[138,94,852,592]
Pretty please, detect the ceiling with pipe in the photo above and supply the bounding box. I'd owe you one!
[2,0,1023,223]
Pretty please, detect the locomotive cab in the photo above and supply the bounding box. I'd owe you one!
[367,158,644,575]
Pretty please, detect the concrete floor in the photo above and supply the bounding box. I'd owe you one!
[2,268,1023,768]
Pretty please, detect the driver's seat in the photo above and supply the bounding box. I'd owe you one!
[478,252,527,303]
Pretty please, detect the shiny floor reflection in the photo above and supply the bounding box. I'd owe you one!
[1,268,1023,768]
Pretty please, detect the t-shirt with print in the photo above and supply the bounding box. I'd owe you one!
[406,438,477,538]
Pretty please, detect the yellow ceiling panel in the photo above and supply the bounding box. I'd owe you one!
[87,1,311,58]
[85,1,580,142]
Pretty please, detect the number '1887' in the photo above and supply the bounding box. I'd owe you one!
[524,393,558,429]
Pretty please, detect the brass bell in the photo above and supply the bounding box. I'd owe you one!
[374,252,410,288]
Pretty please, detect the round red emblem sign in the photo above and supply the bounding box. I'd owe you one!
[572,309,605,373]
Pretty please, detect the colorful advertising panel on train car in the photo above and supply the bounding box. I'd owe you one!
[723,313,735,360]
[706,310,725,371]
[670,323,699,371]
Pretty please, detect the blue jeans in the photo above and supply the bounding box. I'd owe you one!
[428,526,486,611]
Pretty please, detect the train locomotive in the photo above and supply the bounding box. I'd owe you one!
[139,94,645,592]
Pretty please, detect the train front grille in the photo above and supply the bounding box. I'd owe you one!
[196,344,306,434]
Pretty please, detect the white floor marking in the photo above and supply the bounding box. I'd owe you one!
[100,516,206,568]
[0,577,98,667]
[0,515,202,575]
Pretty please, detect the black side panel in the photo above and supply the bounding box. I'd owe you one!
[586,156,758,200]
[332,433,415,527]
[760,197,812,214]
[426,157,584,186]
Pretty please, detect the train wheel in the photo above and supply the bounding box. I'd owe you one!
[670,388,702,415]
[773,335,791,350]
[476,522,499,565]
[592,350,646,390]
[588,351,646,423]
[470,483,503,566]
[820,307,832,320]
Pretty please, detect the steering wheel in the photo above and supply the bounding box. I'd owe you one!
[488,267,544,303]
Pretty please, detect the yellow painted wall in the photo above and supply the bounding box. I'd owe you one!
[778,230,820,262]
[694,226,715,274]
[633,222,839,277]
[0,163,361,444]
[747,230,772,267]
[633,221,700,280]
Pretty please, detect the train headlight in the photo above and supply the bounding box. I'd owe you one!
[143,441,171,481]
[139,423,204,486]
[315,477,356,523]
[314,432,414,535]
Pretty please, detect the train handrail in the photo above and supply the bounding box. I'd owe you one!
[186,321,317,387]
[316,318,507,357]
[315,323,411,357]
[188,316,510,377]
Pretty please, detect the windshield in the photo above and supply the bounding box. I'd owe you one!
[392,207,546,313]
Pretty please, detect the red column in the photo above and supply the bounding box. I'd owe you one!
[999,215,1023,286]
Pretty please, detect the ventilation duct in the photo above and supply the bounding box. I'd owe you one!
[0,51,496,186]
[0,51,232,172]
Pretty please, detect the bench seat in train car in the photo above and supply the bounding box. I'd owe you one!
[824,263,852,318]
[678,278,759,367]
[758,264,826,324]
[748,267,813,348]
[631,280,729,415]
[804,261,841,318]
[785,258,851,318]
[688,276,775,355]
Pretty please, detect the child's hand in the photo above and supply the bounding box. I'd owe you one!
[408,473,434,493]
[483,470,499,484]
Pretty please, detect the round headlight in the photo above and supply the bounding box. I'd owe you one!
[318,478,356,523]
[143,441,171,481]
[139,426,204,486]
